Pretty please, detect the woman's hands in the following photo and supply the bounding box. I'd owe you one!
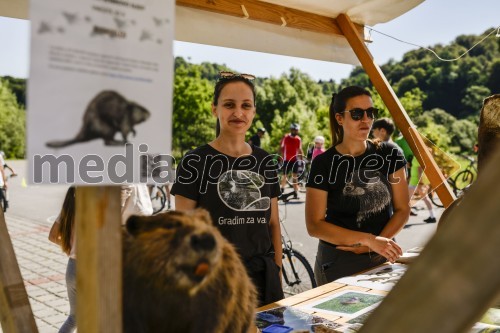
[366,236,402,263]
[339,236,402,262]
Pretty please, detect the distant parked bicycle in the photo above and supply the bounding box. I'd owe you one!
[149,183,171,214]
[429,156,477,208]
[279,196,316,296]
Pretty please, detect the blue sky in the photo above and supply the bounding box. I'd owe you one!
[0,0,498,81]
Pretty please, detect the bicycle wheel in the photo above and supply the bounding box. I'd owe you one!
[428,177,457,208]
[454,170,474,191]
[428,191,443,208]
[150,186,166,214]
[281,249,316,297]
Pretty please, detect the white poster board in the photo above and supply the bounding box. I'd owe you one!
[335,263,408,291]
[28,0,174,185]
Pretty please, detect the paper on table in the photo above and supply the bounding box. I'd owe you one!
[334,263,408,291]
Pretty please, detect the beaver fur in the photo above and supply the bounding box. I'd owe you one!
[46,90,150,148]
[122,209,257,333]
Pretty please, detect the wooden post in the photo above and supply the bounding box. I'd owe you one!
[0,209,38,333]
[336,13,456,208]
[357,148,500,333]
[76,186,122,332]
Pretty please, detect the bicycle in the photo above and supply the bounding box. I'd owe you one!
[149,184,169,214]
[279,196,316,296]
[429,156,476,208]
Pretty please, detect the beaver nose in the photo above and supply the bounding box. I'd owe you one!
[191,233,215,251]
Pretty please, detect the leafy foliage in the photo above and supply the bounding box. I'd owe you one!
[1,29,496,161]
[0,79,25,158]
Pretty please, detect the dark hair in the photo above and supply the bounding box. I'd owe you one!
[59,186,76,255]
[329,86,372,146]
[372,117,395,136]
[213,77,256,137]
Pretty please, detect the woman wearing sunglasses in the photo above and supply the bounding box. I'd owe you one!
[171,72,283,306]
[305,85,410,285]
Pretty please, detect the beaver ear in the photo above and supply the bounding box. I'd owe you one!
[190,208,213,225]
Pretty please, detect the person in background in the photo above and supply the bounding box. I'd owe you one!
[408,155,436,223]
[373,119,419,215]
[0,151,17,211]
[49,187,77,333]
[171,71,283,306]
[0,161,7,212]
[121,184,153,222]
[280,123,304,198]
[394,133,414,180]
[371,117,395,143]
[307,135,326,161]
[306,86,410,285]
[248,127,266,147]
[0,151,17,176]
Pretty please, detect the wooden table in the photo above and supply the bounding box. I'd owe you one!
[257,262,407,330]
[258,278,389,326]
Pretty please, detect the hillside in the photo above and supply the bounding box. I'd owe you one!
[1,28,497,158]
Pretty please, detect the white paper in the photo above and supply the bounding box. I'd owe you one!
[335,263,408,291]
[28,0,174,184]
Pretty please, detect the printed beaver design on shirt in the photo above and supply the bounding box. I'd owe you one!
[217,170,270,211]
[123,209,257,333]
[342,169,391,227]
[46,90,150,148]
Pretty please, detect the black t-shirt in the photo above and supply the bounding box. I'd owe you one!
[306,141,406,242]
[249,134,261,147]
[171,144,281,260]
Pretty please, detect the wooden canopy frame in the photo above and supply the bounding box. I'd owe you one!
[2,0,482,332]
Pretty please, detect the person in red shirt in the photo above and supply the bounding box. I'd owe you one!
[280,123,304,198]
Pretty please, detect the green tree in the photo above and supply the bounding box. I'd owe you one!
[450,119,478,153]
[0,79,25,158]
[487,59,500,93]
[172,66,215,157]
[461,85,491,117]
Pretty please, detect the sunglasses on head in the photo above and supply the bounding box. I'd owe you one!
[217,71,256,82]
[341,107,378,121]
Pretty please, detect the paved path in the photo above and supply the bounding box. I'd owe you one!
[3,214,70,332]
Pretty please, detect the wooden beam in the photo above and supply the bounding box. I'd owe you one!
[176,0,364,38]
[336,13,455,208]
[0,209,38,333]
[76,186,122,333]
[357,148,500,333]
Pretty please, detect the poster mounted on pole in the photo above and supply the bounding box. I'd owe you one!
[28,0,174,185]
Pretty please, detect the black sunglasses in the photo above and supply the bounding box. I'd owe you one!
[217,71,256,82]
[341,107,378,121]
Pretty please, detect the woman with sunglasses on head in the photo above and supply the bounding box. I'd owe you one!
[171,72,283,306]
[305,86,410,285]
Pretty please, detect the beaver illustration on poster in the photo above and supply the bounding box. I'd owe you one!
[46,90,150,148]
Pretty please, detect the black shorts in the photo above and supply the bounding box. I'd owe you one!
[281,160,303,174]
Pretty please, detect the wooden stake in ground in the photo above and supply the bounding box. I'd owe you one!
[0,208,38,333]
